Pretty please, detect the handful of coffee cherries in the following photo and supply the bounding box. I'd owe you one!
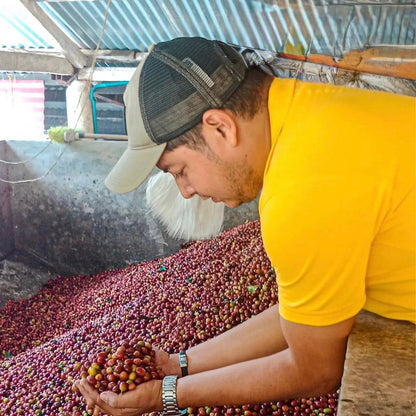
[78,339,164,394]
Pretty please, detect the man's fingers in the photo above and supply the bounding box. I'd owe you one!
[99,391,121,408]
[74,378,147,416]
[76,379,99,398]
[75,379,106,414]
[88,390,136,416]
[92,402,110,416]
[98,391,140,414]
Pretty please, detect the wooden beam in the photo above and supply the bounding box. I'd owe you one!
[279,46,416,81]
[338,46,416,81]
[0,50,74,75]
[76,52,145,81]
[19,0,89,69]
[272,55,416,97]
[81,49,141,64]
[77,66,137,82]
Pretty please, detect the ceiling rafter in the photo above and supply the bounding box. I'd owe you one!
[0,50,74,75]
[19,0,89,69]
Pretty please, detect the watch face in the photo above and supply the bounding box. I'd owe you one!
[179,352,187,366]
[179,352,188,376]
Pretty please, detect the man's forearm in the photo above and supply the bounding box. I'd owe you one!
[170,304,288,375]
[176,349,331,409]
[175,314,354,409]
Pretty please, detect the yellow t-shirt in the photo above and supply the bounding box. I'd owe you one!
[259,78,415,326]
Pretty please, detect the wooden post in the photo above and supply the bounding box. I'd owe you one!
[66,79,94,133]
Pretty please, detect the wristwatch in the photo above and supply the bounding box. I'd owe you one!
[178,351,188,377]
[162,375,180,416]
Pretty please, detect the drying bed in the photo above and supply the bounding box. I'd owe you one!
[0,221,338,416]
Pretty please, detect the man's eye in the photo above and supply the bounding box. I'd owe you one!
[173,170,183,179]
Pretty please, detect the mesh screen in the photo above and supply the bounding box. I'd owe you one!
[140,38,246,144]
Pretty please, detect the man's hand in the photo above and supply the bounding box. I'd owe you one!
[154,347,177,376]
[74,377,163,416]
[73,346,179,416]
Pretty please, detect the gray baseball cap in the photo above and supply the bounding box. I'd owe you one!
[105,37,248,194]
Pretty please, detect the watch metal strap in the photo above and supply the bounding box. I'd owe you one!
[178,351,188,377]
[162,375,180,416]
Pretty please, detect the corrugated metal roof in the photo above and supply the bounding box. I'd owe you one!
[2,0,415,56]
[0,0,58,49]
[39,0,416,55]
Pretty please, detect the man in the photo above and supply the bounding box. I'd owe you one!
[76,37,415,416]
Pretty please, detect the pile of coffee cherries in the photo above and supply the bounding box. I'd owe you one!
[0,221,338,415]
[81,340,164,394]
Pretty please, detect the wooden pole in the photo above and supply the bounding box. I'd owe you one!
[66,80,94,133]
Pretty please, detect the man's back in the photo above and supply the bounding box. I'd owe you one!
[260,78,415,325]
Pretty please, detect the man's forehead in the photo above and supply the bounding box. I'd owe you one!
[155,158,166,171]
[156,150,175,172]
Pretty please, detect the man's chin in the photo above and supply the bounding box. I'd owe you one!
[225,193,259,208]
[224,200,242,209]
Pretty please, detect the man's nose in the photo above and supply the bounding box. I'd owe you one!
[176,178,195,199]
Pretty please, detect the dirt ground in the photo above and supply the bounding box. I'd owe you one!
[0,250,56,308]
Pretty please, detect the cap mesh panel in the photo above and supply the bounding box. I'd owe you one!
[140,38,247,144]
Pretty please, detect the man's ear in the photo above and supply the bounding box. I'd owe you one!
[201,109,238,147]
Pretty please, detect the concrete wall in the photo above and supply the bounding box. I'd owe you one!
[0,140,259,277]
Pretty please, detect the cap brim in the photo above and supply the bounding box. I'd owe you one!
[105,143,166,194]
[105,53,166,194]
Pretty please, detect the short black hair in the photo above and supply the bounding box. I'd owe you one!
[165,67,272,152]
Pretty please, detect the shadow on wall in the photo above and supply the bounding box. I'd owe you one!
[0,141,14,260]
